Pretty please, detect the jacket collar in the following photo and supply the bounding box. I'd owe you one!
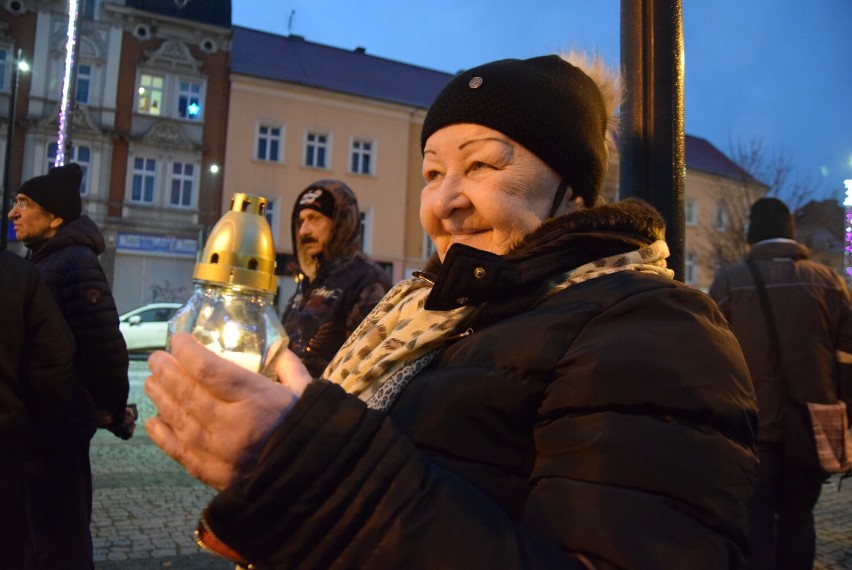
[26,215,104,262]
[747,239,809,262]
[423,198,666,310]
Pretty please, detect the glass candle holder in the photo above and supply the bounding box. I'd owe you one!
[169,193,287,376]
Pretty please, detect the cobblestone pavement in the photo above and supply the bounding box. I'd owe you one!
[91,360,231,569]
[91,361,852,568]
[814,475,852,570]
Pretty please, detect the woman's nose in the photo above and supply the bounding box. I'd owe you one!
[430,173,470,218]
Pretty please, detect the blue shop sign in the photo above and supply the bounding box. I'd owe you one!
[117,232,198,257]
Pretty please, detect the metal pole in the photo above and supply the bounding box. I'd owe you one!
[620,0,685,280]
[1,48,23,251]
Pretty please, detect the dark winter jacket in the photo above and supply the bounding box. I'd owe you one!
[282,180,391,377]
[204,199,758,569]
[0,250,75,453]
[709,239,852,441]
[25,215,129,435]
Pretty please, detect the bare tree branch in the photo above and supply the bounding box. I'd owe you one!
[696,137,821,273]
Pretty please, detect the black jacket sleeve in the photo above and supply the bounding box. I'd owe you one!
[55,246,129,421]
[204,381,586,570]
[0,253,75,448]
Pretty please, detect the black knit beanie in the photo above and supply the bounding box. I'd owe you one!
[294,184,337,220]
[747,197,794,244]
[18,162,83,222]
[421,55,608,207]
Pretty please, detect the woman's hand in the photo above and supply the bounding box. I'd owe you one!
[145,332,312,491]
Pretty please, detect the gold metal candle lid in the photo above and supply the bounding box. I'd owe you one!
[192,193,277,293]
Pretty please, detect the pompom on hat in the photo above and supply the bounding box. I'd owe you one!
[746,197,794,244]
[18,162,83,222]
[420,55,608,207]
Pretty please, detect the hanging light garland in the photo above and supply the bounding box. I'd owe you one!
[844,179,852,286]
[55,0,80,166]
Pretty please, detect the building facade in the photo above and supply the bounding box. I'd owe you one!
[1,0,230,313]
[225,27,452,306]
[2,2,764,310]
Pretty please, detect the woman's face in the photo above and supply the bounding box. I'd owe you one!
[421,123,570,261]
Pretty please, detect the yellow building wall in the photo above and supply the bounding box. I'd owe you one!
[683,170,766,291]
[224,73,760,293]
[223,74,424,281]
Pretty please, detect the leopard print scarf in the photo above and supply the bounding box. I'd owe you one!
[323,240,673,411]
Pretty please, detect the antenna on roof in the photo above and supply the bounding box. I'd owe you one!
[288,9,296,35]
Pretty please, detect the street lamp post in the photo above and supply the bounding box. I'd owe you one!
[1,48,28,251]
[620,0,685,280]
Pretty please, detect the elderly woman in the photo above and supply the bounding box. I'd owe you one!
[146,53,758,569]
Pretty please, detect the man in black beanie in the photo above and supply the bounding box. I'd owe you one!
[710,197,852,570]
[8,162,135,569]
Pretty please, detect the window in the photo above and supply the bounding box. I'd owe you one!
[684,197,697,226]
[136,73,206,120]
[47,143,91,195]
[137,306,177,323]
[137,74,164,115]
[76,64,92,104]
[169,162,194,207]
[350,139,374,175]
[81,0,97,19]
[264,199,277,236]
[359,211,367,250]
[177,80,202,120]
[684,252,696,285]
[131,157,157,203]
[305,132,329,168]
[715,203,728,231]
[423,231,436,259]
[0,48,7,92]
[256,125,282,162]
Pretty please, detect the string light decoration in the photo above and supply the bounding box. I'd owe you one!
[55,0,80,166]
[844,179,852,286]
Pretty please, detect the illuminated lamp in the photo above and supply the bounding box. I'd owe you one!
[169,193,288,375]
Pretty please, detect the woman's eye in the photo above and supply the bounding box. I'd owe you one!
[424,170,442,182]
[470,161,490,171]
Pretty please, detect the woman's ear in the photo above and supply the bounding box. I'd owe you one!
[561,194,586,215]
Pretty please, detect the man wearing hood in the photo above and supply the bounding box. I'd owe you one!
[281,180,391,378]
[9,162,134,568]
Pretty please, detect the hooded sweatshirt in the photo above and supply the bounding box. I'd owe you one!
[282,180,391,377]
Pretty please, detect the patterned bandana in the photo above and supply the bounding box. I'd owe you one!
[323,240,673,411]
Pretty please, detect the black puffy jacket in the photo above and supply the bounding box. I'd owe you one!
[0,250,75,452]
[26,215,129,431]
[204,200,758,569]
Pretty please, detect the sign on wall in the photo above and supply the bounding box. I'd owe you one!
[116,232,198,258]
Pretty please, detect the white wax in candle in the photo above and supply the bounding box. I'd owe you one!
[203,343,262,372]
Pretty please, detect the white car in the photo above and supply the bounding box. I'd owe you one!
[119,303,182,353]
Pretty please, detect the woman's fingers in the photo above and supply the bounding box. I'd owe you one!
[146,415,233,491]
[274,348,314,396]
[145,332,299,489]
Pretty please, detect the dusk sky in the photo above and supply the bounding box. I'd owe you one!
[232,1,852,203]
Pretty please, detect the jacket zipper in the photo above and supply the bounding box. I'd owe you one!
[195,511,252,568]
